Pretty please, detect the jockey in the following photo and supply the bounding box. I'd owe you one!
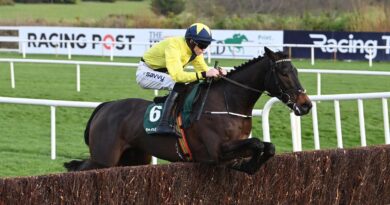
[136,23,227,135]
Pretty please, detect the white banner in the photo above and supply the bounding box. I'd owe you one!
[19,27,283,58]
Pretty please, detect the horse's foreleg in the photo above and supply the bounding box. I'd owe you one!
[248,142,275,174]
[220,138,263,161]
[220,138,275,175]
[220,138,263,174]
[77,159,107,171]
[64,159,107,171]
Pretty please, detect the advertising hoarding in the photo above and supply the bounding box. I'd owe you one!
[284,30,390,61]
[19,27,284,59]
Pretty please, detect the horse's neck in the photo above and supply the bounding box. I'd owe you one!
[219,59,269,113]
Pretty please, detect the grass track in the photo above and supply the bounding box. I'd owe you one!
[0,1,151,24]
[0,52,389,177]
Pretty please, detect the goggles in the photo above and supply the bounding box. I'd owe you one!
[194,40,210,49]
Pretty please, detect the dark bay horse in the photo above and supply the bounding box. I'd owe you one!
[64,47,312,175]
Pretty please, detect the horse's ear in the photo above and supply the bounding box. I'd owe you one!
[264,47,278,61]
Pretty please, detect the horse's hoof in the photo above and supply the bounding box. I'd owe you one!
[265,143,276,156]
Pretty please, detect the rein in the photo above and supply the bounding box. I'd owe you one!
[219,75,262,93]
[200,58,296,119]
[218,58,293,94]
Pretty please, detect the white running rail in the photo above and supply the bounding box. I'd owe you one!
[262,92,390,151]
[0,96,262,161]
[0,97,99,160]
[301,69,390,96]
[0,58,138,92]
[2,58,390,95]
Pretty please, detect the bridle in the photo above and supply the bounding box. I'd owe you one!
[202,58,305,118]
[220,58,305,102]
[264,59,306,106]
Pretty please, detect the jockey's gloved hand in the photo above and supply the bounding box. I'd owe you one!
[217,67,228,76]
[204,68,227,78]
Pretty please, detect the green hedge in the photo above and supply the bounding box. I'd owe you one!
[0,0,14,5]
[151,0,185,16]
[14,0,76,4]
[82,0,116,2]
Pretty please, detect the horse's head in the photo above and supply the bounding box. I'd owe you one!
[263,47,312,116]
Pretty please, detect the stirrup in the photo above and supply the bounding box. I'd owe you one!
[153,90,178,136]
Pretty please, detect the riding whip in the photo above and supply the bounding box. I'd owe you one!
[196,61,219,121]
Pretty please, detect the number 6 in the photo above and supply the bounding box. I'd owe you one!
[149,105,162,122]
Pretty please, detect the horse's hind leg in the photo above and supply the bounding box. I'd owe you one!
[66,148,152,171]
[117,148,152,166]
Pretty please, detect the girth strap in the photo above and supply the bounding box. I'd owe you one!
[176,114,193,161]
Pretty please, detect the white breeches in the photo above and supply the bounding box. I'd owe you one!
[136,61,175,91]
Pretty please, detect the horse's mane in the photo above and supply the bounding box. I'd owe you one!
[227,51,287,76]
[227,55,265,76]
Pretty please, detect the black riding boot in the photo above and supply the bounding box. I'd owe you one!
[155,90,179,135]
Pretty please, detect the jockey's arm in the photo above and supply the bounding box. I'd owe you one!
[192,55,227,78]
[165,43,205,83]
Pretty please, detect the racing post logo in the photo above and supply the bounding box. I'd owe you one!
[92,34,135,50]
[27,32,135,51]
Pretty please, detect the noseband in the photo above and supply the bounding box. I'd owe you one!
[266,59,306,105]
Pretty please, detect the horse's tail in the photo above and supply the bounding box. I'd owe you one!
[84,102,110,145]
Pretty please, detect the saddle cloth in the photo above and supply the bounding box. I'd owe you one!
[143,83,201,135]
[142,83,201,161]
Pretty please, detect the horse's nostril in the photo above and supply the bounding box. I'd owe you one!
[308,102,313,109]
[303,101,312,109]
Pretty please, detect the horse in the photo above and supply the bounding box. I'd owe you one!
[64,47,312,175]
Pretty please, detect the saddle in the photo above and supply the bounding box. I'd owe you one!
[142,83,203,161]
[143,83,202,135]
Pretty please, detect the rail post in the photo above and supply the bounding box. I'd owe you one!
[312,102,320,149]
[10,61,15,88]
[311,46,315,65]
[76,64,80,92]
[51,106,56,160]
[358,99,367,146]
[383,98,390,144]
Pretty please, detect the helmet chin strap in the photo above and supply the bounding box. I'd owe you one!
[186,38,197,55]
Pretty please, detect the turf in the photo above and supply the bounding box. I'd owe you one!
[0,1,151,24]
[0,52,389,177]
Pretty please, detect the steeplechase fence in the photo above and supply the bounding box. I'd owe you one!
[1,145,389,204]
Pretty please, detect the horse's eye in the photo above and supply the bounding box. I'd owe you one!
[280,70,289,76]
[280,72,288,77]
